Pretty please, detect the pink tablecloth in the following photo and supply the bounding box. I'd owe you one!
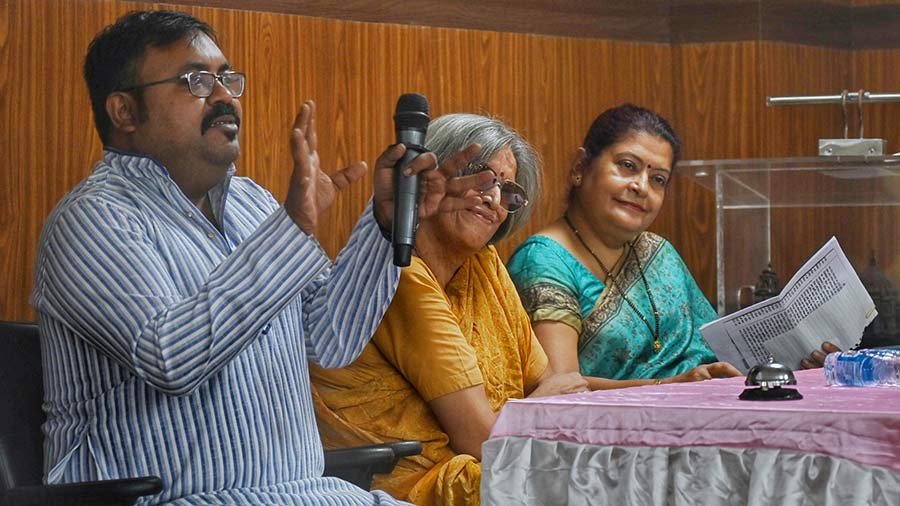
[489,369,900,473]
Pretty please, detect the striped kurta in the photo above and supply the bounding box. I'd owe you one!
[30,149,407,505]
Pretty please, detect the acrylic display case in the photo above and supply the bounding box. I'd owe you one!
[680,156,900,328]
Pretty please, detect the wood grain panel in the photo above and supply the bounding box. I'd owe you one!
[141,0,673,41]
[762,44,899,302]
[762,1,852,48]
[759,43,851,157]
[736,43,898,307]
[666,42,760,299]
[1,0,115,322]
[4,0,895,321]
[838,47,900,296]
[149,0,900,50]
[853,0,900,5]
[668,42,875,306]
[671,1,759,44]
[853,4,900,48]
[771,206,900,293]
[852,48,900,154]
[0,0,672,320]
[674,43,761,160]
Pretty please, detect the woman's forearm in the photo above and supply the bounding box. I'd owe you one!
[585,375,658,390]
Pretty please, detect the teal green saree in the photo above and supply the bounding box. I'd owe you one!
[508,232,717,380]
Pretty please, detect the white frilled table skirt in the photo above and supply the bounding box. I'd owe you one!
[482,438,900,505]
[482,370,900,505]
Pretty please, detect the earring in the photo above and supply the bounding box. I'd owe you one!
[573,175,582,187]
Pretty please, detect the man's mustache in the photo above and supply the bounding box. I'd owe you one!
[201,103,241,135]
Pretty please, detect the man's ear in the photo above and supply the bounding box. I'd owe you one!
[105,92,139,134]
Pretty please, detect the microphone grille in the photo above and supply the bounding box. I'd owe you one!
[394,93,430,130]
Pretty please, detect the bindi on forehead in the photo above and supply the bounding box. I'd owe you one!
[489,147,518,180]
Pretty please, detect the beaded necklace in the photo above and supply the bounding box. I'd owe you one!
[563,214,662,354]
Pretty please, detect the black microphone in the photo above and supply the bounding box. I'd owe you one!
[391,93,430,267]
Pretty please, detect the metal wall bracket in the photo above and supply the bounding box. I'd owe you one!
[769,89,897,156]
[818,138,885,156]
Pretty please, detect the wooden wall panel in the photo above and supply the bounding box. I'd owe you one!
[764,45,900,302]
[852,48,900,153]
[674,43,762,161]
[758,43,851,157]
[143,0,673,41]
[1,0,112,322]
[665,42,760,300]
[848,47,900,287]
[760,43,860,287]
[770,206,900,288]
[4,0,895,321]
[0,0,671,320]
[667,41,899,307]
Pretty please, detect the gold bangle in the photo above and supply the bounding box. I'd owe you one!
[654,379,662,385]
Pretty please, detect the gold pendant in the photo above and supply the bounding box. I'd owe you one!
[653,339,661,354]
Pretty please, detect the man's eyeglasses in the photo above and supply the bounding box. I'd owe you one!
[119,71,246,98]
[462,161,529,213]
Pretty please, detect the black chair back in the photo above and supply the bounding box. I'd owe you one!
[0,320,413,503]
[0,321,43,491]
[0,321,163,506]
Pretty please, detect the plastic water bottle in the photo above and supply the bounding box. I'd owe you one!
[823,348,900,387]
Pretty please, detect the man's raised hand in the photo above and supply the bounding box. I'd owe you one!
[371,143,495,231]
[284,100,367,234]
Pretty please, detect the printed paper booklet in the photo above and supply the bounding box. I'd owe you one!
[700,237,877,373]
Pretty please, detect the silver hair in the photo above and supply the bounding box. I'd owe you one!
[424,113,541,244]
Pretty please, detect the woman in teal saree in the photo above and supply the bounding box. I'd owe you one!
[508,104,741,389]
[509,230,720,381]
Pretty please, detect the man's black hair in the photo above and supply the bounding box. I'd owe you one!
[84,10,216,144]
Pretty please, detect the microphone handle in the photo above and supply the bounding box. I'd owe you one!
[392,145,425,266]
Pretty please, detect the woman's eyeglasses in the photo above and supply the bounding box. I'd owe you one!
[462,161,529,213]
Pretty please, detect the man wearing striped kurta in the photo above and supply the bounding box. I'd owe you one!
[31,10,484,506]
